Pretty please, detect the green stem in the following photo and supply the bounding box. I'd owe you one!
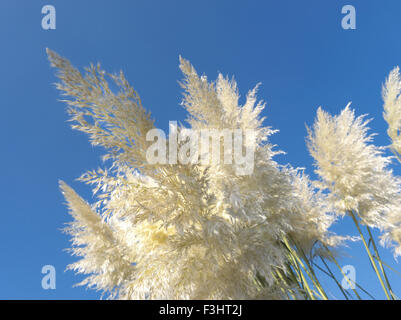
[318,257,350,300]
[283,238,326,299]
[348,210,391,300]
[283,241,315,299]
[365,225,395,299]
[293,241,329,300]
[322,244,363,300]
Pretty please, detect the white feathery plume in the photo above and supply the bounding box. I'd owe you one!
[307,105,401,257]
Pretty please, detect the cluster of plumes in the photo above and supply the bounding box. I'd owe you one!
[306,102,401,257]
[48,49,341,299]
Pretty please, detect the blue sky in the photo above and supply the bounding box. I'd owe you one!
[1,0,401,299]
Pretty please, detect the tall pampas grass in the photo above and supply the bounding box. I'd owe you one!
[48,49,401,299]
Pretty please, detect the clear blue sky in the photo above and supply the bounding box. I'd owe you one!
[1,0,401,299]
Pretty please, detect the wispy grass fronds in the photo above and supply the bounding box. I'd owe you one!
[49,50,401,300]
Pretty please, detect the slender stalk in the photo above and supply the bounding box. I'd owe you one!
[275,269,297,300]
[365,225,395,299]
[317,257,350,300]
[374,257,401,278]
[322,245,362,300]
[348,210,391,299]
[298,266,317,300]
[292,241,329,300]
[286,262,309,299]
[283,238,327,299]
[271,271,290,299]
[284,242,316,299]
